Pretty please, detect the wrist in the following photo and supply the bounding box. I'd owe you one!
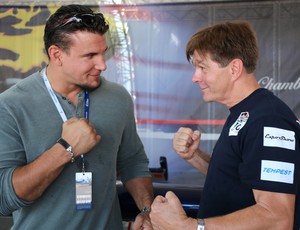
[185,149,198,161]
[140,206,151,214]
[197,218,205,230]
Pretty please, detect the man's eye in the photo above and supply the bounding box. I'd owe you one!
[84,54,96,59]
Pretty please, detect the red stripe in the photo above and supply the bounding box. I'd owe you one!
[136,119,226,125]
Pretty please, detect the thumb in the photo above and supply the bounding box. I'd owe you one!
[165,191,187,217]
[152,195,167,205]
[192,130,200,141]
[165,191,182,206]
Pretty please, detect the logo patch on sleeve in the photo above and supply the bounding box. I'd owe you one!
[261,160,294,184]
[229,112,249,136]
[263,127,295,150]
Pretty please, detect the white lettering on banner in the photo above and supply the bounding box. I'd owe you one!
[258,76,300,91]
[261,160,294,184]
[229,112,249,136]
[263,127,295,150]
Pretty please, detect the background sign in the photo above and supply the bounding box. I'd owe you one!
[1,1,299,185]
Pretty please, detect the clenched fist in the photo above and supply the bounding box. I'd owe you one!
[61,117,101,157]
[173,127,201,161]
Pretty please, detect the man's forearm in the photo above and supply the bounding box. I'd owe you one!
[186,148,210,175]
[203,191,295,230]
[124,177,154,210]
[12,143,71,201]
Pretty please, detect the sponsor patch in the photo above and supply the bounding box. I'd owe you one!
[229,112,249,136]
[263,127,295,150]
[261,160,294,184]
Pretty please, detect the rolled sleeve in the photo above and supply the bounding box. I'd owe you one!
[0,168,32,215]
[0,101,33,215]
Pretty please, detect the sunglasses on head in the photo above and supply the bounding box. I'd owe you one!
[56,13,101,29]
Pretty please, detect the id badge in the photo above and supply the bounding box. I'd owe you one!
[75,172,92,210]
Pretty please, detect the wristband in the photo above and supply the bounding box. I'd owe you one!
[57,138,75,163]
[197,218,205,230]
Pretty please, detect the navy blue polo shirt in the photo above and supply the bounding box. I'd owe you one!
[198,88,300,229]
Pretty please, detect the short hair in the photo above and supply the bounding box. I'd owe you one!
[186,21,258,73]
[44,4,109,57]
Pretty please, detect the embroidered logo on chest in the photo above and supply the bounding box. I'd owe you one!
[229,112,249,136]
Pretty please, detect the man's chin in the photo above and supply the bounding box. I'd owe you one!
[202,95,213,103]
[78,82,101,91]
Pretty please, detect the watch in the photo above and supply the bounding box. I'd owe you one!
[197,218,205,230]
[140,206,151,213]
[57,137,75,163]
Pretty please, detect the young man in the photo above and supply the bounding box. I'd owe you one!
[150,21,300,230]
[0,5,153,229]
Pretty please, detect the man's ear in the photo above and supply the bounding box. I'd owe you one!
[230,58,243,81]
[48,45,63,65]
